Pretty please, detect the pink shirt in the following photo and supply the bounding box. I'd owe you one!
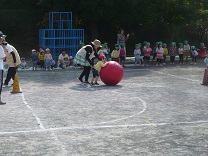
[143,47,152,57]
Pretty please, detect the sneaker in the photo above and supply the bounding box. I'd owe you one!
[90,82,95,86]
[77,77,83,83]
[0,101,6,105]
[94,82,99,85]
[160,64,163,66]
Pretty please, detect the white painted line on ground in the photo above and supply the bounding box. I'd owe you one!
[21,93,45,129]
[95,97,147,125]
[125,68,200,82]
[21,93,68,156]
[0,120,207,136]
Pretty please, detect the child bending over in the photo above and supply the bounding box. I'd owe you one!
[91,54,106,85]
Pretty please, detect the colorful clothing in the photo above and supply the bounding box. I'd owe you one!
[143,47,152,57]
[117,34,126,44]
[111,50,120,58]
[156,48,164,59]
[163,47,168,55]
[39,53,45,61]
[94,61,106,72]
[169,47,177,56]
[31,54,38,61]
[74,45,95,66]
[134,49,141,60]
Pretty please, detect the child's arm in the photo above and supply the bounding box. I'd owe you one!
[100,61,107,67]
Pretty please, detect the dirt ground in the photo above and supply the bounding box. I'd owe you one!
[0,61,208,156]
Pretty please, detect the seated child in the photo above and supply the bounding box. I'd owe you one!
[91,54,107,85]
[51,59,56,69]
[20,57,27,69]
[69,56,74,67]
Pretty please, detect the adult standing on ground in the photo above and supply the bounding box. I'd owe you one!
[0,32,6,104]
[117,29,129,45]
[2,36,21,86]
[74,39,101,83]
[117,29,129,66]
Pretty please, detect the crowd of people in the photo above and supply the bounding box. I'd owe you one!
[132,40,207,68]
[20,47,74,70]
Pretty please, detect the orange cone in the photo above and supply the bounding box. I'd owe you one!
[201,69,208,85]
[11,74,22,93]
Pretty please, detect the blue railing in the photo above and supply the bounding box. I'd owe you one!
[39,12,84,60]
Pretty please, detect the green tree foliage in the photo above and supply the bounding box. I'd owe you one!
[1,0,208,55]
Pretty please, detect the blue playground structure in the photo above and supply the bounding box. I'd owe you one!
[39,12,84,59]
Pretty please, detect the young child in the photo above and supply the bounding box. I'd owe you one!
[143,42,152,66]
[169,42,177,64]
[183,40,190,62]
[111,44,120,63]
[163,43,168,65]
[104,42,110,61]
[134,43,142,68]
[152,42,158,64]
[204,54,208,69]
[20,57,27,69]
[44,48,53,70]
[98,44,107,56]
[69,56,74,67]
[91,54,107,85]
[191,46,198,65]
[156,42,164,66]
[39,50,45,70]
[178,43,184,64]
[30,49,38,70]
[119,43,126,67]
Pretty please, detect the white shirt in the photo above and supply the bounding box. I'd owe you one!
[5,44,13,53]
[184,44,190,51]
[0,46,6,70]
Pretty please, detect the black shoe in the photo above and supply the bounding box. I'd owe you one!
[94,82,99,85]
[77,77,83,83]
[90,82,95,86]
[0,101,6,105]
[3,83,8,86]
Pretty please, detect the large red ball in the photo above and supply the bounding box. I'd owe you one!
[100,61,124,86]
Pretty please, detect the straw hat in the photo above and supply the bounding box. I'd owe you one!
[92,39,102,47]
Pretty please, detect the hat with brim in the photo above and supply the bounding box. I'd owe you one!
[0,31,6,39]
[92,39,102,47]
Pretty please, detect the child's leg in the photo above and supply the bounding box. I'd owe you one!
[91,77,94,83]
[156,58,159,66]
[181,54,184,63]
[94,76,99,83]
